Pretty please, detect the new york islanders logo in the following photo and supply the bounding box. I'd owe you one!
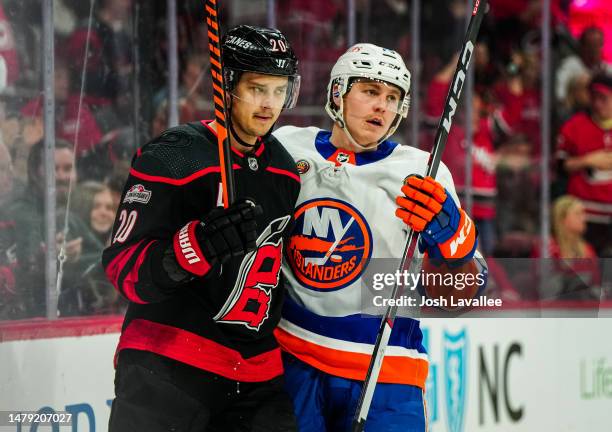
[288,198,372,291]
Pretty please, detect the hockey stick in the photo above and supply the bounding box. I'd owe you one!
[352,1,488,430]
[205,0,235,207]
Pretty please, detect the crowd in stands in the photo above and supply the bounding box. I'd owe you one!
[0,0,610,319]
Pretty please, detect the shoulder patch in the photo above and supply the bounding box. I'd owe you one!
[123,184,152,204]
[296,159,310,174]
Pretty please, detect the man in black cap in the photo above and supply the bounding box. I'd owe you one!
[103,25,301,431]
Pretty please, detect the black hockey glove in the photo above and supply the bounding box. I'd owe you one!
[172,199,263,277]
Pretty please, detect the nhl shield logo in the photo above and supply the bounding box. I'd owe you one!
[444,329,467,432]
[336,152,350,164]
[248,157,259,171]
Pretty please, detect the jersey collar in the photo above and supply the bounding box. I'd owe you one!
[314,130,398,166]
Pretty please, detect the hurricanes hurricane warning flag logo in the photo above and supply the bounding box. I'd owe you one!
[288,198,372,291]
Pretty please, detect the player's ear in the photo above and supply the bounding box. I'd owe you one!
[225,92,233,109]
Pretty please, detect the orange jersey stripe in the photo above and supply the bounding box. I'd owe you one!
[274,327,428,388]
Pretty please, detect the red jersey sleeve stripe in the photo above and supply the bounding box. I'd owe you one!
[266,166,300,183]
[105,239,144,288]
[105,239,147,303]
[121,240,157,304]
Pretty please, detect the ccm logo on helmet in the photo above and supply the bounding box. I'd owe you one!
[178,224,201,264]
[379,61,401,71]
[442,41,474,133]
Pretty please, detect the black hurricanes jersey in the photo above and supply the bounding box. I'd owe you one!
[102,120,300,382]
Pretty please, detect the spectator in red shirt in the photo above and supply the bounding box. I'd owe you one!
[423,56,498,255]
[487,0,567,65]
[556,72,612,257]
[20,60,103,156]
[65,0,133,131]
[276,0,346,104]
[493,50,542,155]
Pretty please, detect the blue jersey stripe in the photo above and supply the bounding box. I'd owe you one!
[282,296,427,353]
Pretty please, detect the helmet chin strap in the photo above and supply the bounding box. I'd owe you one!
[228,117,258,149]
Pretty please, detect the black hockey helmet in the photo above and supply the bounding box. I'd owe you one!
[221,25,300,109]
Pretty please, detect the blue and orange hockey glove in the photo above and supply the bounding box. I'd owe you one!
[395,175,478,267]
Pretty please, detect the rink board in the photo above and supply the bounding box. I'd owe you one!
[1,317,611,431]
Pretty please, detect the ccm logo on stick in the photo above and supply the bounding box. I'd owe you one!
[442,41,474,133]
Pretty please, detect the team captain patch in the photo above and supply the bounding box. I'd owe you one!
[287,198,372,291]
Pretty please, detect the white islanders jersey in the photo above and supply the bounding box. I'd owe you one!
[273,126,460,388]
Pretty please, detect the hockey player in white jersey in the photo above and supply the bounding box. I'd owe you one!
[273,43,487,431]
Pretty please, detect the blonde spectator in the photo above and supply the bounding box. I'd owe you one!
[559,73,591,123]
[532,195,601,301]
[552,195,595,259]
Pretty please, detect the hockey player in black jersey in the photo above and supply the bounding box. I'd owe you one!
[103,25,301,432]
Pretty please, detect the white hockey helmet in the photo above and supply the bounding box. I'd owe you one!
[325,43,411,147]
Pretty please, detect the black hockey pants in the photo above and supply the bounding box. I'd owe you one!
[108,349,297,432]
